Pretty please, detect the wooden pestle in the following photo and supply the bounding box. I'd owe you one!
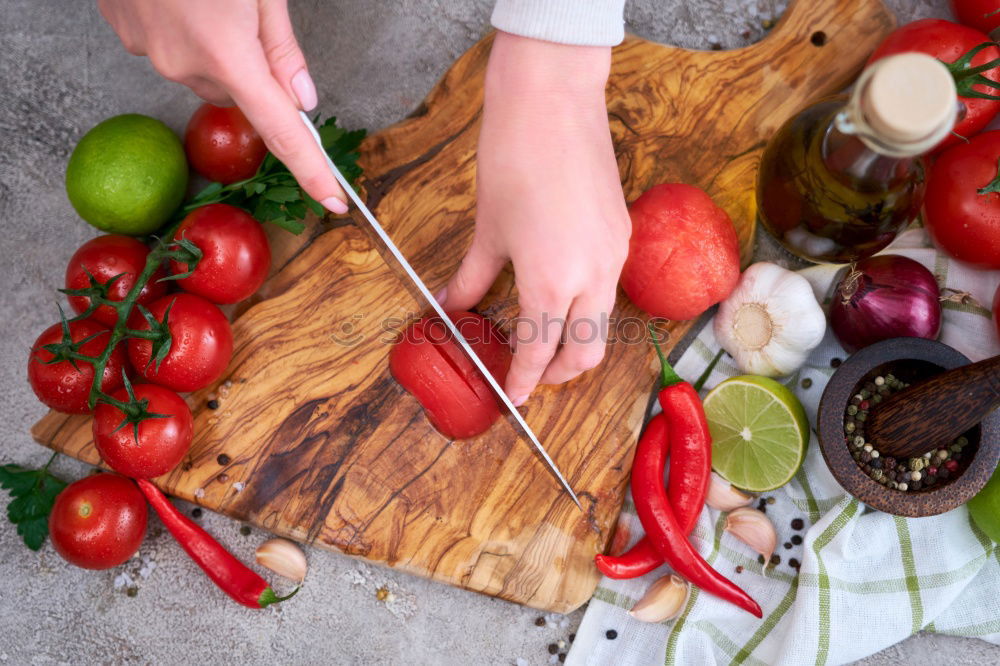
[867,355,1000,459]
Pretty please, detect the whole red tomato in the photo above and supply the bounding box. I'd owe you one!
[49,474,147,570]
[184,103,267,184]
[127,292,233,392]
[65,235,168,327]
[390,312,512,439]
[170,204,271,304]
[868,19,1000,152]
[924,130,1000,268]
[28,319,127,413]
[951,0,1000,35]
[93,383,193,478]
[620,183,740,321]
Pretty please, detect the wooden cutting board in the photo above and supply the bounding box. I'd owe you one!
[33,0,892,612]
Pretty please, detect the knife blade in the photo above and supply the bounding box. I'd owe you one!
[299,112,581,510]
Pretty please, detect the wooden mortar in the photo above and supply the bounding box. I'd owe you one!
[818,338,1000,517]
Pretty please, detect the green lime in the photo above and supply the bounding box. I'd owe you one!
[66,114,188,235]
[968,464,1000,542]
[703,375,809,492]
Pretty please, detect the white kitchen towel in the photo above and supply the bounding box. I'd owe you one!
[568,229,1000,666]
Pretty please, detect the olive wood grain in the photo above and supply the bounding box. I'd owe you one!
[32,0,893,612]
[867,355,1000,460]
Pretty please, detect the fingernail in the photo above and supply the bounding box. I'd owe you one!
[291,68,318,111]
[321,197,349,215]
[511,394,528,407]
[434,287,447,304]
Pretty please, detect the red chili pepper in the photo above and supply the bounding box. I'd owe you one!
[137,479,296,609]
[594,338,713,579]
[630,384,761,617]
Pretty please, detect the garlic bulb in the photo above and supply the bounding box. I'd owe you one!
[713,262,826,377]
[629,574,689,623]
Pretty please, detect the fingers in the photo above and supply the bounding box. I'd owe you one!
[504,302,570,407]
[438,237,507,311]
[226,49,348,213]
[539,289,614,386]
[257,0,317,111]
[187,76,234,107]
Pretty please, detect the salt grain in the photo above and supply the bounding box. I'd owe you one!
[233,482,245,492]
[194,488,205,499]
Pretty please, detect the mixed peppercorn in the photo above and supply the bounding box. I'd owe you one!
[844,374,969,491]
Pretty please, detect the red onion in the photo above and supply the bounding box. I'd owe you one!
[829,254,942,353]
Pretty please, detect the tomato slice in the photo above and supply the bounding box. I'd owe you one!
[389,312,512,439]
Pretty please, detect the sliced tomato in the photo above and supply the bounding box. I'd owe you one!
[389,312,512,439]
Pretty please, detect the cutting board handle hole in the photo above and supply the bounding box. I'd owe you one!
[810,31,828,47]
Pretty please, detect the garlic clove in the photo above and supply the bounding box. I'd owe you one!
[629,574,689,623]
[706,472,755,511]
[255,538,308,582]
[724,507,777,563]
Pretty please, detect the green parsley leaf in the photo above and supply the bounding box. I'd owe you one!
[178,116,366,235]
[0,462,67,551]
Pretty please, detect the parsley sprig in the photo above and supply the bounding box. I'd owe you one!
[179,116,365,234]
[0,454,67,551]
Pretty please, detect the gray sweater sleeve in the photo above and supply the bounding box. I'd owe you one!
[491,0,627,46]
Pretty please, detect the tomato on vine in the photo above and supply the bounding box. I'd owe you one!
[64,235,169,326]
[868,19,1000,152]
[28,318,127,414]
[170,204,271,304]
[48,473,147,569]
[184,104,267,184]
[127,292,233,392]
[93,381,193,479]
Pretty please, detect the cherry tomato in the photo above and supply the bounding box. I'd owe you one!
[184,104,267,184]
[127,292,233,392]
[950,0,1000,35]
[65,235,168,326]
[49,474,147,570]
[620,183,740,321]
[93,384,193,478]
[389,312,512,439]
[28,319,127,414]
[923,130,1000,268]
[170,204,271,304]
[868,19,1000,152]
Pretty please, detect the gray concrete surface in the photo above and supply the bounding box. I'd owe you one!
[0,0,997,664]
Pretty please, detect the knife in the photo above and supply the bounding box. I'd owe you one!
[299,112,581,510]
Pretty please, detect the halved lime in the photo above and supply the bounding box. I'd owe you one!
[702,375,809,492]
[968,465,1000,543]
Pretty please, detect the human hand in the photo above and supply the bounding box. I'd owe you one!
[98,0,348,213]
[439,32,630,406]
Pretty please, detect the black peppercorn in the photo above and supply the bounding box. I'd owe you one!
[791,535,803,545]
[558,655,566,663]
[569,634,575,643]
[548,644,559,655]
[217,453,231,465]
[789,558,800,569]
[736,565,744,573]
[758,554,765,565]
[770,554,781,566]
[240,525,252,536]
[830,358,842,368]
[207,399,220,410]
[535,617,546,627]
[791,518,804,530]
[126,587,138,597]
[784,542,792,550]
[606,630,618,640]
[191,507,202,519]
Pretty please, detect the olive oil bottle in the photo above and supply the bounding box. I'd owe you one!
[757,53,958,264]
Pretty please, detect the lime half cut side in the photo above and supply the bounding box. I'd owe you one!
[702,375,809,493]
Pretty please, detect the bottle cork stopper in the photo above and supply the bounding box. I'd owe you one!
[861,53,956,146]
